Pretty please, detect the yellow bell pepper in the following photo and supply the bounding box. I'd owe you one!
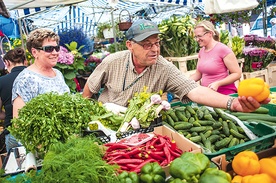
[242,174,272,183]
[271,156,276,163]
[259,158,276,182]
[232,151,260,176]
[232,175,243,183]
[238,78,270,102]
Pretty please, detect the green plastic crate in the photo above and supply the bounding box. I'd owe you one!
[205,123,276,161]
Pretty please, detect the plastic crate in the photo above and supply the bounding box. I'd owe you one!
[205,123,276,161]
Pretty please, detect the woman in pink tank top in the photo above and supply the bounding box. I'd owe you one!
[190,20,242,95]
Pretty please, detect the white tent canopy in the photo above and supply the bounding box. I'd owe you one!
[2,0,204,37]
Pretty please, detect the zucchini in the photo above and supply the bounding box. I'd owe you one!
[251,107,269,114]
[238,115,276,122]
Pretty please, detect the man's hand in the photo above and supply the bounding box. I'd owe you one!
[232,96,271,113]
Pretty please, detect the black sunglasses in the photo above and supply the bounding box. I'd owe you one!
[35,45,60,53]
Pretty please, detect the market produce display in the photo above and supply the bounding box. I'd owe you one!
[270,92,276,104]
[162,105,251,153]
[167,152,231,183]
[231,150,276,183]
[8,92,123,156]
[227,106,276,126]
[103,133,183,173]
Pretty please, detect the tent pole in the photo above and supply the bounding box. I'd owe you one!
[111,8,117,52]
[18,18,25,51]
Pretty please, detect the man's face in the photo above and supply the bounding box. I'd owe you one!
[129,34,161,67]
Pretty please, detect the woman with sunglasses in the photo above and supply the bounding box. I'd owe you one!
[190,20,242,95]
[12,28,70,118]
[83,19,269,113]
[0,48,26,152]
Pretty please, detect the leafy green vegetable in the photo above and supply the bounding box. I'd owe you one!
[9,92,103,156]
[0,136,120,183]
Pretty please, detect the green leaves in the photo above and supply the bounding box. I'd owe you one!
[8,93,104,157]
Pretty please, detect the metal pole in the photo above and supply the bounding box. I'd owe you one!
[111,8,117,52]
[263,0,268,37]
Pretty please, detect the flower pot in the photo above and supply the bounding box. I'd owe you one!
[252,61,263,70]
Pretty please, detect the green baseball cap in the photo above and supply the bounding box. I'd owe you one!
[126,19,161,41]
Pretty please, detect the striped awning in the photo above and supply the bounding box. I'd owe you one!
[8,0,204,37]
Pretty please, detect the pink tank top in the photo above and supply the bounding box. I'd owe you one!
[197,42,237,95]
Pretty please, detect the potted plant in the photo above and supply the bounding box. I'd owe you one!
[96,22,123,39]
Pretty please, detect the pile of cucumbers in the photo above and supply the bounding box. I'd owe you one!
[162,105,251,153]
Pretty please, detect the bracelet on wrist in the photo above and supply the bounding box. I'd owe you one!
[226,97,235,111]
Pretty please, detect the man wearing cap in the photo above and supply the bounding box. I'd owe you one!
[270,18,276,37]
[83,19,270,112]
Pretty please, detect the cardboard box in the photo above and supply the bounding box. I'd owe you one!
[153,125,202,177]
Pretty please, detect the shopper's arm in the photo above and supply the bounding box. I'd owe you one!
[82,83,95,99]
[187,86,269,112]
[13,97,25,118]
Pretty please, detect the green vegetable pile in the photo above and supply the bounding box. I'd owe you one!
[1,136,120,183]
[167,152,231,183]
[9,92,103,155]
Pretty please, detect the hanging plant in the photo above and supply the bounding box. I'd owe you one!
[210,10,251,26]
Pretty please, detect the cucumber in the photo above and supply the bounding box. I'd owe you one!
[196,109,204,120]
[228,121,238,132]
[208,135,220,143]
[204,130,212,138]
[228,137,239,148]
[166,115,175,127]
[189,136,201,143]
[230,129,247,139]
[185,110,191,118]
[174,123,193,130]
[212,122,223,129]
[175,110,188,122]
[198,120,214,126]
[222,121,230,136]
[186,105,196,115]
[188,117,195,123]
[192,121,201,127]
[174,106,186,112]
[167,109,179,122]
[190,126,207,133]
[215,137,231,149]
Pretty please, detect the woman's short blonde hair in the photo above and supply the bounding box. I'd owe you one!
[26,28,60,54]
[195,20,220,41]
